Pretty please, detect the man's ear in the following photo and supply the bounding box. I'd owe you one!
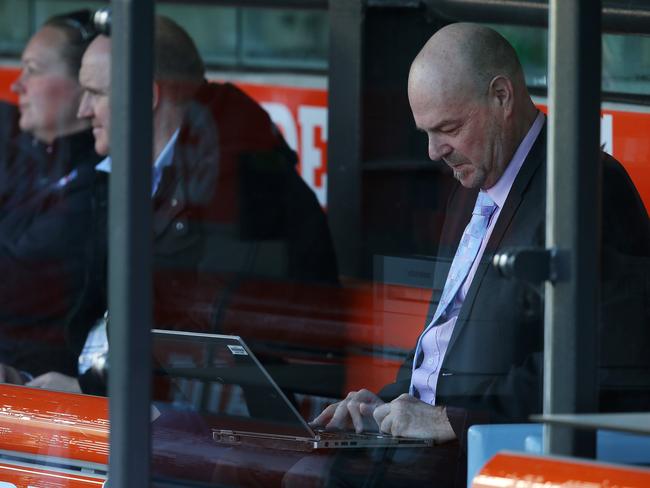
[152,81,160,110]
[489,75,514,115]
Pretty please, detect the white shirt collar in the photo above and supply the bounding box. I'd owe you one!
[486,111,545,209]
[95,129,180,195]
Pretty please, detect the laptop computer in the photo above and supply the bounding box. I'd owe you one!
[151,329,435,452]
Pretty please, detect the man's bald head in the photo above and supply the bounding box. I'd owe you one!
[77,35,111,155]
[409,23,526,103]
[82,34,111,74]
[408,23,538,189]
[77,17,206,156]
[82,17,205,100]
[154,15,205,94]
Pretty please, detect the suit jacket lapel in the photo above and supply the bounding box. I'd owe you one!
[444,125,547,357]
[152,162,186,237]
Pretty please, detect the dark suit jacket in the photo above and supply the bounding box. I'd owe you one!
[151,81,338,284]
[150,82,339,332]
[78,81,340,394]
[380,124,650,437]
[0,102,106,376]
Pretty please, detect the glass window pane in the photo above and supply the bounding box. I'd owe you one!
[603,33,650,95]
[156,4,237,65]
[242,8,328,69]
[491,24,650,96]
[34,0,105,29]
[489,24,548,89]
[0,0,30,54]
[0,3,648,487]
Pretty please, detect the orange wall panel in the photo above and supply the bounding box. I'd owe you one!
[0,385,109,465]
[0,462,104,487]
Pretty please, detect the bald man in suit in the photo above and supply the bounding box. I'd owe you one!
[307,22,649,488]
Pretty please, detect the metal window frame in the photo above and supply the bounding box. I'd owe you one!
[544,0,601,457]
[327,0,364,277]
[105,0,630,481]
[157,0,327,7]
[423,0,650,34]
[107,0,154,486]
[326,0,607,458]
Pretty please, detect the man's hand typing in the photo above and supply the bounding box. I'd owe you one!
[373,393,457,442]
[310,389,385,433]
[27,372,81,393]
[0,364,28,384]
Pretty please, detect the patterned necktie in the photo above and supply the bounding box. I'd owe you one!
[431,191,498,325]
[410,192,498,396]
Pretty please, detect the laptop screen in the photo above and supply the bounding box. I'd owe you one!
[151,329,315,438]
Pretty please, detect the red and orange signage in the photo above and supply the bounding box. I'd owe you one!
[0,463,105,487]
[1,66,648,211]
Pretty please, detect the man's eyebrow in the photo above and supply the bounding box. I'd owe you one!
[418,119,461,133]
[81,84,105,94]
[432,119,461,131]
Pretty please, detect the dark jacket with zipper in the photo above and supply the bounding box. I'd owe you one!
[0,101,106,377]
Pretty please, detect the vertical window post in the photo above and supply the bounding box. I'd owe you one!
[545,0,601,458]
[108,0,154,486]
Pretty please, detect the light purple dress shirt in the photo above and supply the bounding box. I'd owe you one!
[410,111,545,405]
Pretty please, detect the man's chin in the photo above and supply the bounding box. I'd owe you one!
[18,117,31,134]
[453,168,479,189]
[95,142,109,156]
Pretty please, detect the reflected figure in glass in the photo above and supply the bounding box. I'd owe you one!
[22,14,339,397]
[0,11,105,386]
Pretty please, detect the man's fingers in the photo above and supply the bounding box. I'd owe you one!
[347,399,365,433]
[347,390,383,433]
[372,402,390,427]
[26,372,51,388]
[25,372,81,393]
[310,402,338,427]
[379,413,394,436]
[25,376,44,387]
[0,365,13,383]
[326,399,353,431]
[316,390,385,433]
[358,401,376,417]
[0,365,24,385]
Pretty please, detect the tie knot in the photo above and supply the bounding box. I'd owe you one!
[473,192,497,216]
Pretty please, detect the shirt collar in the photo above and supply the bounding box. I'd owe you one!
[94,129,180,195]
[95,156,111,173]
[486,111,545,209]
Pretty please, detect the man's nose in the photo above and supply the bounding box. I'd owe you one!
[77,93,91,118]
[428,134,451,161]
[10,73,25,94]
